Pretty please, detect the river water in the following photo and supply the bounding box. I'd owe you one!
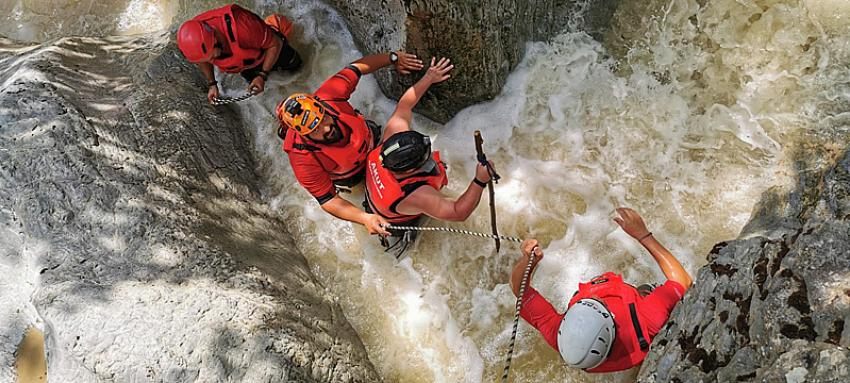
[5,0,849,381]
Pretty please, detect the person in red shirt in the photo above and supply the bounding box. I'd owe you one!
[363,58,498,257]
[510,207,693,372]
[276,51,424,236]
[177,4,302,103]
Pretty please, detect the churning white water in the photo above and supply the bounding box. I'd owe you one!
[6,0,850,382]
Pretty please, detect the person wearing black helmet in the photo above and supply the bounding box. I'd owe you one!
[364,57,497,256]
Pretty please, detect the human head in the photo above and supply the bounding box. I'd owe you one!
[557,299,615,369]
[276,93,328,136]
[380,131,432,173]
[177,20,217,63]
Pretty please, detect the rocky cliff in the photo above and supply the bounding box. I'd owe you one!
[637,140,850,381]
[326,0,620,123]
[0,33,378,382]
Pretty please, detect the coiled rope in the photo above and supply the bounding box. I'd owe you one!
[501,248,535,382]
[211,92,256,106]
[383,224,532,382]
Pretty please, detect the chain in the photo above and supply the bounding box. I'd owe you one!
[501,248,536,383]
[211,92,256,106]
[384,225,522,243]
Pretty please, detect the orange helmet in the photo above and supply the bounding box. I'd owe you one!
[276,93,327,135]
[177,20,216,63]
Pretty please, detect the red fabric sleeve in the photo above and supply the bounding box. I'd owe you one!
[518,286,564,351]
[315,67,362,102]
[232,5,276,49]
[638,280,686,337]
[287,151,336,203]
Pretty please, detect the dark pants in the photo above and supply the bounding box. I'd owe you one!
[240,42,302,82]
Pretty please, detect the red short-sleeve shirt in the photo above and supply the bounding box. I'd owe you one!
[519,280,685,364]
[287,66,363,203]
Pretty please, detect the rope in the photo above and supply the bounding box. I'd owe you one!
[211,92,256,106]
[384,225,522,243]
[501,248,536,383]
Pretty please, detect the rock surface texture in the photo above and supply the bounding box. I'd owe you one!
[637,144,850,382]
[326,0,620,123]
[0,34,379,382]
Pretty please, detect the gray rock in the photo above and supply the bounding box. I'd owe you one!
[0,33,379,382]
[325,0,621,123]
[637,144,850,382]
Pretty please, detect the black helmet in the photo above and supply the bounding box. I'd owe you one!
[380,131,432,172]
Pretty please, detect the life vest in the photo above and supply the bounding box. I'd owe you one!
[568,272,651,373]
[364,148,448,223]
[193,5,265,73]
[282,99,376,181]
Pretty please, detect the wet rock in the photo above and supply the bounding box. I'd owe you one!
[326,0,621,123]
[637,148,850,382]
[0,33,378,382]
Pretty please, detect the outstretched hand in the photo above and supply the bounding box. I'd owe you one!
[394,51,424,75]
[613,207,651,241]
[422,57,453,85]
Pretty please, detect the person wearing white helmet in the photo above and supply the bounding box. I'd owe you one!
[510,207,693,372]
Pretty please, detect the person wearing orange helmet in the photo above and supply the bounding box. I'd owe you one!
[509,208,692,372]
[177,4,302,103]
[363,57,498,256]
[276,50,424,236]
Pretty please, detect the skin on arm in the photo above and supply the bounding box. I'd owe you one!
[321,195,390,236]
[394,161,493,221]
[247,34,283,94]
[614,207,693,289]
[511,239,544,297]
[350,51,424,76]
[199,62,220,102]
[382,57,454,141]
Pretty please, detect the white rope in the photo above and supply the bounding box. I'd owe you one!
[385,225,522,243]
[502,249,536,383]
[211,92,255,106]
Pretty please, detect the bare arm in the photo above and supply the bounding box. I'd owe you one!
[382,57,454,141]
[198,62,216,83]
[350,51,423,76]
[321,195,390,236]
[260,34,283,73]
[395,162,493,221]
[511,239,544,297]
[614,207,693,289]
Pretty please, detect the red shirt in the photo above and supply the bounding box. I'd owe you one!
[519,278,685,371]
[287,66,363,202]
[202,5,276,51]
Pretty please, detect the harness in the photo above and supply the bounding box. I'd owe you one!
[196,5,265,73]
[568,272,651,372]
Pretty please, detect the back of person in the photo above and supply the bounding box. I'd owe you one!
[192,4,268,73]
[566,272,684,372]
[364,145,448,224]
[510,210,692,373]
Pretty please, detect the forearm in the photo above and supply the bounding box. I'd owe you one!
[350,53,393,75]
[445,182,485,221]
[320,195,370,226]
[394,78,434,121]
[259,37,283,73]
[511,255,538,297]
[641,236,693,289]
[199,62,216,83]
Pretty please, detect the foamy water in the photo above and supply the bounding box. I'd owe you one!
[7,0,850,382]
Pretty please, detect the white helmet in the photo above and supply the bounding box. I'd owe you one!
[557,298,616,369]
